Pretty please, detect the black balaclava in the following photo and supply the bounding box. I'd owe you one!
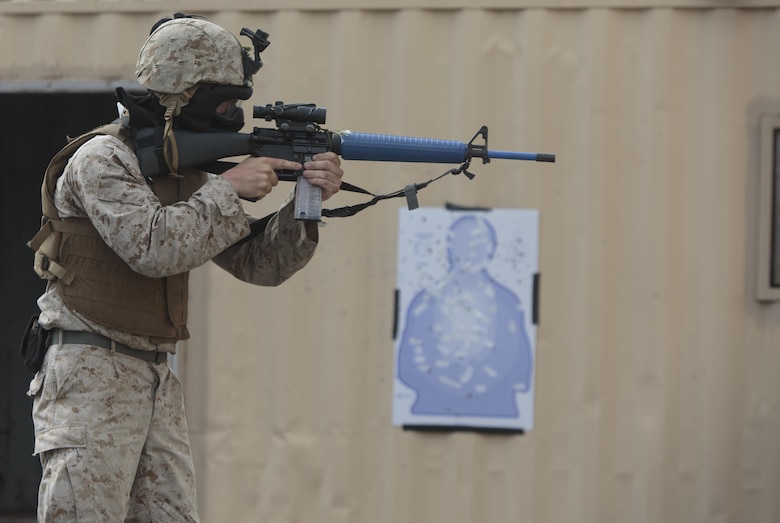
[116,84,253,133]
[175,84,254,133]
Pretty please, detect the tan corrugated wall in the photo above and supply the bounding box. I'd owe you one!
[3,2,780,522]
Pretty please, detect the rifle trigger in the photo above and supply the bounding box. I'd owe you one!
[403,185,419,211]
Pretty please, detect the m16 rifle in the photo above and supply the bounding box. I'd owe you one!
[135,101,556,221]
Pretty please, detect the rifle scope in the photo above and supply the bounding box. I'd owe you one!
[253,103,327,124]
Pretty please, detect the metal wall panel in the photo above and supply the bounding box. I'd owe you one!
[2,4,780,523]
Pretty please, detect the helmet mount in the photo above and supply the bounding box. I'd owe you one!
[239,27,270,83]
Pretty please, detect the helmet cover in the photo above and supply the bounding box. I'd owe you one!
[136,18,248,95]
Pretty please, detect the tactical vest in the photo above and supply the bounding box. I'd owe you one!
[28,122,208,343]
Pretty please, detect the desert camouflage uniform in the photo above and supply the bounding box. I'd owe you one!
[28,134,317,521]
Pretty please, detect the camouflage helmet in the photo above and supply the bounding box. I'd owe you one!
[136,17,249,95]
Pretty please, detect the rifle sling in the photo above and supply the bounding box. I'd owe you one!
[201,159,473,230]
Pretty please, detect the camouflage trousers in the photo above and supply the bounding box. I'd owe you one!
[28,343,199,522]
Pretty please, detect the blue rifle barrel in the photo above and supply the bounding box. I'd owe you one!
[334,131,555,163]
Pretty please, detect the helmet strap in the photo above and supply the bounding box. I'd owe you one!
[156,85,198,175]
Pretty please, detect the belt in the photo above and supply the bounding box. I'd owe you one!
[51,329,168,364]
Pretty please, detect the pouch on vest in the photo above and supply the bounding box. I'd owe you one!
[28,219,76,284]
[19,314,51,373]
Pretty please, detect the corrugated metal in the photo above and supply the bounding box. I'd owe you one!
[1,1,780,11]
[3,4,780,523]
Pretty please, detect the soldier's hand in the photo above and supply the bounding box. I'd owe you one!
[302,152,343,201]
[222,157,302,200]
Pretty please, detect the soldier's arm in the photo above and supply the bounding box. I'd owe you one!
[211,190,317,285]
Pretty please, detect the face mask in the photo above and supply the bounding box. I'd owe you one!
[212,100,246,132]
[176,85,253,132]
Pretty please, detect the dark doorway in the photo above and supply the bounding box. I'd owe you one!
[0,91,121,516]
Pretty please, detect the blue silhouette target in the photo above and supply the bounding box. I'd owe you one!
[393,208,538,430]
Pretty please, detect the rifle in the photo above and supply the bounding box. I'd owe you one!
[135,101,556,221]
